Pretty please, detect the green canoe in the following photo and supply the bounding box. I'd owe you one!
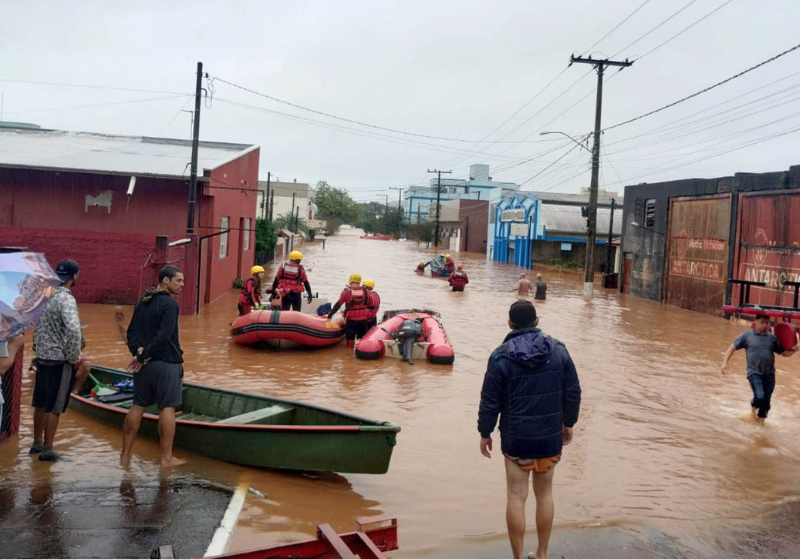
[70,365,400,474]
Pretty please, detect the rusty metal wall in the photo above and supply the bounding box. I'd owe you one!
[734,191,800,308]
[664,195,731,315]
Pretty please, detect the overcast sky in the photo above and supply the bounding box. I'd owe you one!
[2,0,799,201]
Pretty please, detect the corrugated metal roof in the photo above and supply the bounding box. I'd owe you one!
[527,190,621,206]
[0,128,256,179]
[540,204,622,236]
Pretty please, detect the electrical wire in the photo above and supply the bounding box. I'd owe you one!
[581,0,655,57]
[604,41,800,132]
[1,94,190,116]
[0,78,190,96]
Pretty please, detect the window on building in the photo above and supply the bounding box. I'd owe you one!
[644,199,656,228]
[450,187,457,194]
[490,203,497,224]
[220,216,229,258]
[243,218,251,251]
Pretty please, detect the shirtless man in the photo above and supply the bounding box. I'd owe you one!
[511,273,533,296]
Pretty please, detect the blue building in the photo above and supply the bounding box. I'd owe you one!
[491,190,623,271]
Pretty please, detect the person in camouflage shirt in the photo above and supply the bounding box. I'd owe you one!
[31,259,82,461]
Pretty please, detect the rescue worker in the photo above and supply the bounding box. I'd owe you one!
[415,260,428,275]
[363,279,381,331]
[238,265,265,316]
[327,274,371,347]
[270,251,313,311]
[448,263,469,292]
[443,253,455,275]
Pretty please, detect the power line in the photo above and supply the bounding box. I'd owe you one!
[610,0,702,57]
[209,75,565,145]
[635,0,735,60]
[581,0,655,56]
[0,78,190,96]
[520,142,586,186]
[2,94,190,116]
[604,41,800,132]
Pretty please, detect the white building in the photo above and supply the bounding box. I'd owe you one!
[256,180,317,223]
[404,164,520,223]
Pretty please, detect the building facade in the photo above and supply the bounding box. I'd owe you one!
[0,127,260,313]
[491,190,622,270]
[621,165,800,317]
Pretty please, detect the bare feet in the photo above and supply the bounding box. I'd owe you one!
[161,456,187,468]
[120,453,132,468]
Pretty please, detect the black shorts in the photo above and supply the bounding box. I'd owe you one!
[133,361,183,410]
[366,318,377,331]
[345,320,370,341]
[452,286,464,292]
[32,360,75,414]
[281,292,302,311]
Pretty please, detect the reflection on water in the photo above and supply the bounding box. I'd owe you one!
[2,226,800,554]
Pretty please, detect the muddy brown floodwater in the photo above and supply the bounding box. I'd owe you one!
[3,226,800,557]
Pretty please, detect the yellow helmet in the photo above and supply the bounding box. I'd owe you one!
[362,279,375,289]
[445,254,451,259]
[251,265,265,275]
[289,250,303,261]
[419,260,425,266]
[349,273,362,285]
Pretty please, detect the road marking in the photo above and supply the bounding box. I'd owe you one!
[204,481,248,557]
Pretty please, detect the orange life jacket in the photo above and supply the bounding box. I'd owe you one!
[277,262,305,293]
[345,286,371,321]
[449,271,468,288]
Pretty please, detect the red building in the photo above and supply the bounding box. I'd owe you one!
[0,127,260,314]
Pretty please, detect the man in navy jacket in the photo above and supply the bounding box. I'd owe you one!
[478,300,581,559]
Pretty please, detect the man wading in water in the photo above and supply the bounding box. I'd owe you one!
[478,300,581,559]
[122,266,186,468]
[511,273,533,296]
[721,312,797,423]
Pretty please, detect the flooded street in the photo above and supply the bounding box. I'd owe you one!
[3,227,800,557]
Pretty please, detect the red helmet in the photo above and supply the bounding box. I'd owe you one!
[456,263,463,269]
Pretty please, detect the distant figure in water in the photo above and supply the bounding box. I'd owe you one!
[534,273,547,301]
[721,313,797,423]
[512,273,532,296]
[478,300,581,559]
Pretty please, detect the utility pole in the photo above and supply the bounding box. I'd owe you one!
[290,192,296,229]
[417,204,421,225]
[186,61,204,235]
[383,194,389,215]
[569,54,632,297]
[269,191,275,221]
[427,169,451,252]
[389,187,403,210]
[294,205,300,234]
[263,171,271,220]
[605,198,616,278]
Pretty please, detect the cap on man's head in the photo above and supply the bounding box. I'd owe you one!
[509,299,537,327]
[536,273,543,278]
[55,259,79,282]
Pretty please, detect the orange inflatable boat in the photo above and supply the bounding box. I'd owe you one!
[355,310,454,365]
[231,309,345,348]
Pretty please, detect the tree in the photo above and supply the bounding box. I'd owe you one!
[407,220,434,243]
[273,212,309,236]
[255,218,277,253]
[315,181,360,228]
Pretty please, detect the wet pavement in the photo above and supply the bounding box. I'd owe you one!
[2,226,800,558]
[0,474,231,558]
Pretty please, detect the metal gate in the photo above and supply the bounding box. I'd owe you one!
[664,194,731,315]
[733,190,800,308]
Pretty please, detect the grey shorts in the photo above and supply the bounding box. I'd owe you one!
[133,361,183,410]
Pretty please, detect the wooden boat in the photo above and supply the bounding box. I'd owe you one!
[231,309,345,348]
[71,366,400,474]
[208,516,398,559]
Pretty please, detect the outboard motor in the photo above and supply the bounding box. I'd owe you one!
[396,318,423,364]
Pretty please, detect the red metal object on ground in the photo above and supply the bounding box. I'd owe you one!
[209,516,398,559]
[664,195,731,316]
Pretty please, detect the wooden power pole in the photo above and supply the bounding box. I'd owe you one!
[427,169,451,252]
[569,54,632,297]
